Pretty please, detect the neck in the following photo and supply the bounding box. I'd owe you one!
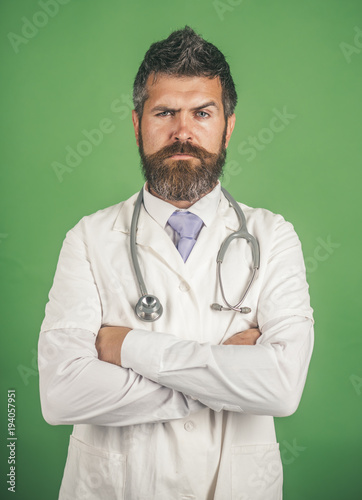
[147,183,217,209]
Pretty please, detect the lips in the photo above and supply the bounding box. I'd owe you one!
[169,154,195,158]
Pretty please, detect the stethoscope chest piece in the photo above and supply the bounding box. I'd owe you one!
[135,294,163,322]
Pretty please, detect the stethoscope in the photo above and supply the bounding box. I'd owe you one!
[131,187,260,322]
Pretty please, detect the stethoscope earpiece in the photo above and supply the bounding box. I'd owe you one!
[135,295,163,322]
[211,303,251,314]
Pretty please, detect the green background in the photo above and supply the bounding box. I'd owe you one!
[1,0,361,498]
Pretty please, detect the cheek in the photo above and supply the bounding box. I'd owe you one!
[196,118,225,147]
[141,121,166,153]
[201,129,224,153]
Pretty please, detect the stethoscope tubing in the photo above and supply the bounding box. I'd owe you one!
[130,186,260,321]
[130,189,148,298]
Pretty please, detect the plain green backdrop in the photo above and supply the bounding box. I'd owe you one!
[1,0,361,498]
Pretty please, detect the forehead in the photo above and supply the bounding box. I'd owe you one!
[143,73,223,108]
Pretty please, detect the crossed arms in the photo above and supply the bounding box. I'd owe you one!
[38,216,314,427]
[39,317,312,427]
[95,325,262,366]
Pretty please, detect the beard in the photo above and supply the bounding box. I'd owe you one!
[138,125,228,204]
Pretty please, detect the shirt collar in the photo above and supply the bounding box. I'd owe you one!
[143,181,221,229]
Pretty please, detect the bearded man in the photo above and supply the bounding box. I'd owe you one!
[39,26,314,500]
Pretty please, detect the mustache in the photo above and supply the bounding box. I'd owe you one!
[146,141,217,162]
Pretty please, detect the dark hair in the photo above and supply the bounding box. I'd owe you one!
[133,26,237,120]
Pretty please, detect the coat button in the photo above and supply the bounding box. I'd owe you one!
[179,281,190,292]
[184,421,194,432]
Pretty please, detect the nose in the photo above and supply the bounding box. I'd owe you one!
[173,113,193,142]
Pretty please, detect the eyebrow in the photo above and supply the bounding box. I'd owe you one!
[150,101,219,113]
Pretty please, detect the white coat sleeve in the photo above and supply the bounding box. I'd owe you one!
[38,228,205,427]
[121,317,313,417]
[121,216,314,417]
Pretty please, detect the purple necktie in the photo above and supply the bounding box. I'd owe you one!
[167,211,204,262]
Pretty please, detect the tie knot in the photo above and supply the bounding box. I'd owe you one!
[167,211,204,240]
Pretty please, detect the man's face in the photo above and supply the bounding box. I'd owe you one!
[132,74,235,204]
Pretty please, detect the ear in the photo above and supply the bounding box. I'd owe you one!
[224,113,236,148]
[132,110,140,147]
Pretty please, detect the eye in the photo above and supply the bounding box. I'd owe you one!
[196,111,210,118]
[156,111,172,117]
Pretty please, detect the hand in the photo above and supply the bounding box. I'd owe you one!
[223,328,261,346]
[95,326,132,366]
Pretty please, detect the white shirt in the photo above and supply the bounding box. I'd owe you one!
[38,187,314,500]
[143,181,221,247]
